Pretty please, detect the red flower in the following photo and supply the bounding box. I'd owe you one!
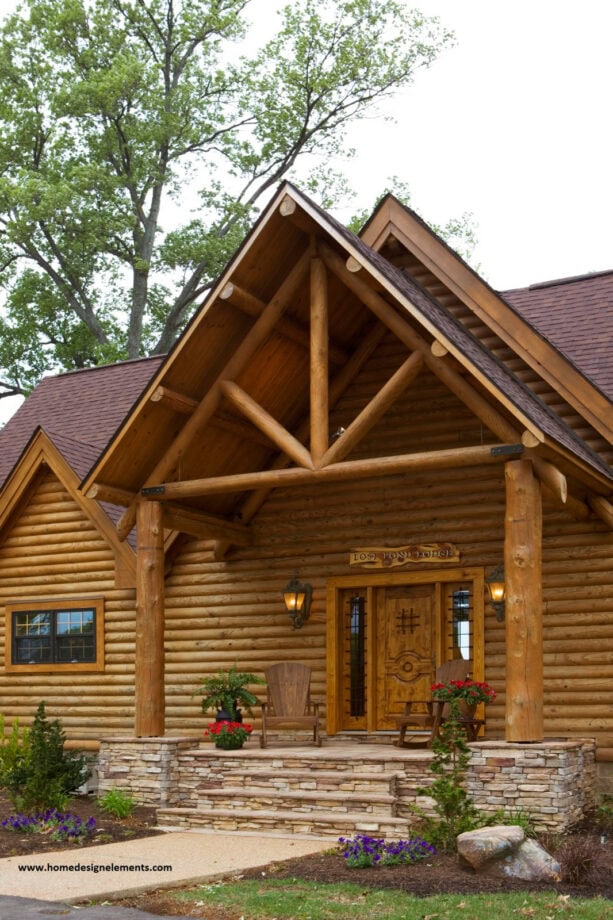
[431,678,496,704]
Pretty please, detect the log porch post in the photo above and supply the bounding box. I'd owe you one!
[134,500,165,737]
[504,459,543,742]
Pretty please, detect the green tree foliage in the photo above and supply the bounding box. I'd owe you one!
[0,0,453,397]
[349,177,478,265]
[416,702,484,852]
[0,702,89,811]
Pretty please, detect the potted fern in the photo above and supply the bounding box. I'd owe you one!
[194,668,264,722]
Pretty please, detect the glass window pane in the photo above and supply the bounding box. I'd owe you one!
[349,595,366,717]
[15,636,52,663]
[452,588,471,660]
[11,606,97,665]
[56,635,95,662]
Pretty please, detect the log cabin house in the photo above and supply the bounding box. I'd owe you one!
[0,183,611,832]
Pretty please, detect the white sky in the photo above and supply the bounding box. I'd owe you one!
[0,0,611,423]
[335,0,613,290]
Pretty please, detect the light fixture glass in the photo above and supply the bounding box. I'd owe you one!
[486,564,506,622]
[282,577,312,629]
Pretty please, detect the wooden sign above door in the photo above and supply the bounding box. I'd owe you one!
[349,543,460,568]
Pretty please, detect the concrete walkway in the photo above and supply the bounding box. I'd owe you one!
[0,829,329,917]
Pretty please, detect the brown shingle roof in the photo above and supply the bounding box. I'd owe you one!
[0,356,164,487]
[502,271,613,401]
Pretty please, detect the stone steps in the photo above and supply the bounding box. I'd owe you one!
[158,743,436,837]
[190,785,398,815]
[156,805,411,838]
[191,768,398,796]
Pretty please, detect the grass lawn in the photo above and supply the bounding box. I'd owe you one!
[169,878,611,919]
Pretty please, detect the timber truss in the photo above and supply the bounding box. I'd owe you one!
[86,194,613,552]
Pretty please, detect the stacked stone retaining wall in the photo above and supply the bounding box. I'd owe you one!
[97,737,596,831]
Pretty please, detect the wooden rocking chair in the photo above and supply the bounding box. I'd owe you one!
[260,662,321,748]
[392,658,473,748]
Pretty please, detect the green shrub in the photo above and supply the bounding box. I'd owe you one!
[492,807,537,838]
[99,788,136,819]
[0,702,89,812]
[415,702,487,852]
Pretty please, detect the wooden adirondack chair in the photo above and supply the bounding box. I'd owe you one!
[260,662,321,748]
[393,658,473,748]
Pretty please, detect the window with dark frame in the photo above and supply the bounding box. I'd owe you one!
[12,606,96,665]
[450,587,472,660]
[348,594,366,717]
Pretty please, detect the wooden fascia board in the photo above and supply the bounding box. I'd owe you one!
[0,440,49,532]
[81,182,300,496]
[362,200,613,443]
[0,431,136,575]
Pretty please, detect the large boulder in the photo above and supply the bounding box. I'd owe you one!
[457,825,525,869]
[457,826,561,882]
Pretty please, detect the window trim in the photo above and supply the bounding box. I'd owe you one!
[5,598,104,673]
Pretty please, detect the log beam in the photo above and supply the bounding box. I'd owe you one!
[162,502,252,545]
[541,485,591,520]
[134,500,165,737]
[320,242,567,508]
[505,459,543,742]
[279,194,296,216]
[589,495,613,529]
[116,250,311,541]
[310,257,329,464]
[86,483,136,506]
[431,340,448,357]
[219,380,314,470]
[317,349,424,468]
[219,281,348,365]
[150,386,198,415]
[141,443,522,500]
[211,411,278,449]
[212,321,389,557]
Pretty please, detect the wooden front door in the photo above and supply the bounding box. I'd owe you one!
[376,584,436,729]
[327,569,484,735]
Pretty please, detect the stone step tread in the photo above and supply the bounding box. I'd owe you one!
[181,748,430,765]
[192,786,396,805]
[157,806,409,832]
[195,768,399,783]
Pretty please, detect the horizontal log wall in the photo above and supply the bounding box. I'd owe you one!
[0,345,611,759]
[0,473,136,737]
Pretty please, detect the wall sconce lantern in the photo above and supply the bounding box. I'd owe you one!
[486,564,506,622]
[282,577,312,629]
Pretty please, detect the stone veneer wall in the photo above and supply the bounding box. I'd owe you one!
[97,737,597,831]
[98,737,201,806]
[466,740,597,830]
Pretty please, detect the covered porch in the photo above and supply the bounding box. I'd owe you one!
[81,184,612,812]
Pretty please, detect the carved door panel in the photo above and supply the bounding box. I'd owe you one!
[376,584,436,729]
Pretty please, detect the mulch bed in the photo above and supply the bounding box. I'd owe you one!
[116,826,612,918]
[0,790,610,917]
[0,791,161,857]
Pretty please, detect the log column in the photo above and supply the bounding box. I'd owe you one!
[504,459,543,742]
[134,500,165,737]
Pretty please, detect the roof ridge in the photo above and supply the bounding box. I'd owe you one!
[39,354,165,382]
[503,268,613,293]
